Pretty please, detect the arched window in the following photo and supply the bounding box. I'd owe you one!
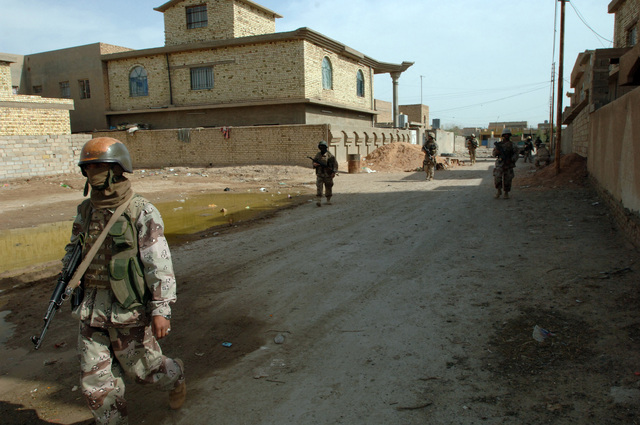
[129,66,148,97]
[322,57,333,90]
[356,70,365,97]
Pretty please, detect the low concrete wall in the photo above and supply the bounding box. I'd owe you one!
[0,134,90,181]
[588,87,640,246]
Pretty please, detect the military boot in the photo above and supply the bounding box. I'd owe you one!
[495,188,502,199]
[169,359,186,410]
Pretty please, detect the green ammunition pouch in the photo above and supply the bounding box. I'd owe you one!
[107,202,150,309]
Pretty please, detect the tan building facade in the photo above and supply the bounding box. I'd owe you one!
[0,56,73,136]
[103,0,412,130]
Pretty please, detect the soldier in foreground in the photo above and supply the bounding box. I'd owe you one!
[492,128,519,199]
[466,133,479,165]
[423,133,438,181]
[64,137,185,424]
[312,140,338,206]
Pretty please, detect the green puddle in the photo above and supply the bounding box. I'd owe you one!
[0,190,308,275]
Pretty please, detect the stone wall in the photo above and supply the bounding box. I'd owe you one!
[0,134,90,181]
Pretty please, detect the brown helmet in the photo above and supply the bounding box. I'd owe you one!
[79,137,133,173]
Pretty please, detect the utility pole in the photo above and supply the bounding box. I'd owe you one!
[420,75,424,105]
[554,0,567,174]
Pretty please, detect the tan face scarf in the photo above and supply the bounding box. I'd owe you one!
[85,167,133,209]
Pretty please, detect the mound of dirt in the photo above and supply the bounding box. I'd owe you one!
[517,153,588,188]
[362,142,424,172]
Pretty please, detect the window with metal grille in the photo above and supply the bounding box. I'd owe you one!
[32,85,43,94]
[190,66,213,90]
[322,57,332,90]
[187,5,208,29]
[79,79,91,99]
[129,66,148,97]
[356,70,365,97]
[59,81,70,98]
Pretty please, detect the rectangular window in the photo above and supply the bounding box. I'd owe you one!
[32,85,43,94]
[190,66,213,90]
[79,79,91,99]
[628,25,638,47]
[12,86,18,95]
[187,5,207,29]
[59,81,70,98]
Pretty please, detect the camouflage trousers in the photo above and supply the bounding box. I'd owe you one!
[493,167,515,192]
[468,149,476,164]
[78,322,184,425]
[316,174,334,199]
[423,159,436,180]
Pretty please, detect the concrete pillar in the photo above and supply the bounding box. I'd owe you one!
[391,71,401,128]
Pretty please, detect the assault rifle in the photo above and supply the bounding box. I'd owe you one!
[494,141,516,167]
[308,156,337,175]
[31,241,83,350]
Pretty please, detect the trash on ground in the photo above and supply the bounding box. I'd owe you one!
[532,325,554,342]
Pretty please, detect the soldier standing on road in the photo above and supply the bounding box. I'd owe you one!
[492,128,519,199]
[64,137,185,425]
[423,133,438,181]
[523,136,534,163]
[466,133,479,165]
[312,140,338,206]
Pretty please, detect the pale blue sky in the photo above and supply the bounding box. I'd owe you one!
[0,0,615,129]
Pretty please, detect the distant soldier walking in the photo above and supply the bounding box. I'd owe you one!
[492,128,519,199]
[523,136,534,163]
[312,140,338,206]
[423,133,438,181]
[466,133,479,165]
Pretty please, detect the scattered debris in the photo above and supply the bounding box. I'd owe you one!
[532,325,554,342]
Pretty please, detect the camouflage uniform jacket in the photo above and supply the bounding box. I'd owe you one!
[423,141,438,163]
[64,194,176,328]
[492,140,519,170]
[313,151,338,177]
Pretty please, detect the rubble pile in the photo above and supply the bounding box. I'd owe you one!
[363,142,425,172]
[517,153,588,188]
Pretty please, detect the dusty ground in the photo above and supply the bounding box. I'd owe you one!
[1,144,639,425]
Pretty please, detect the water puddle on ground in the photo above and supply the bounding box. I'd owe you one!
[0,191,308,275]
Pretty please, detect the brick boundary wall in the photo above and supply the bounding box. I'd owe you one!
[93,124,414,169]
[590,175,640,249]
[0,124,414,181]
[0,134,90,181]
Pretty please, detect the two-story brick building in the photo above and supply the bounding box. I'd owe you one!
[562,0,640,157]
[102,0,413,130]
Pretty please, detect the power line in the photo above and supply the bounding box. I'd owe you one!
[569,1,613,46]
[430,84,549,114]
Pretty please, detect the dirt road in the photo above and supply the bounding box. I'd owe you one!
[1,156,639,424]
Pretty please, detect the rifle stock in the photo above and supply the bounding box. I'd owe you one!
[31,241,83,350]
